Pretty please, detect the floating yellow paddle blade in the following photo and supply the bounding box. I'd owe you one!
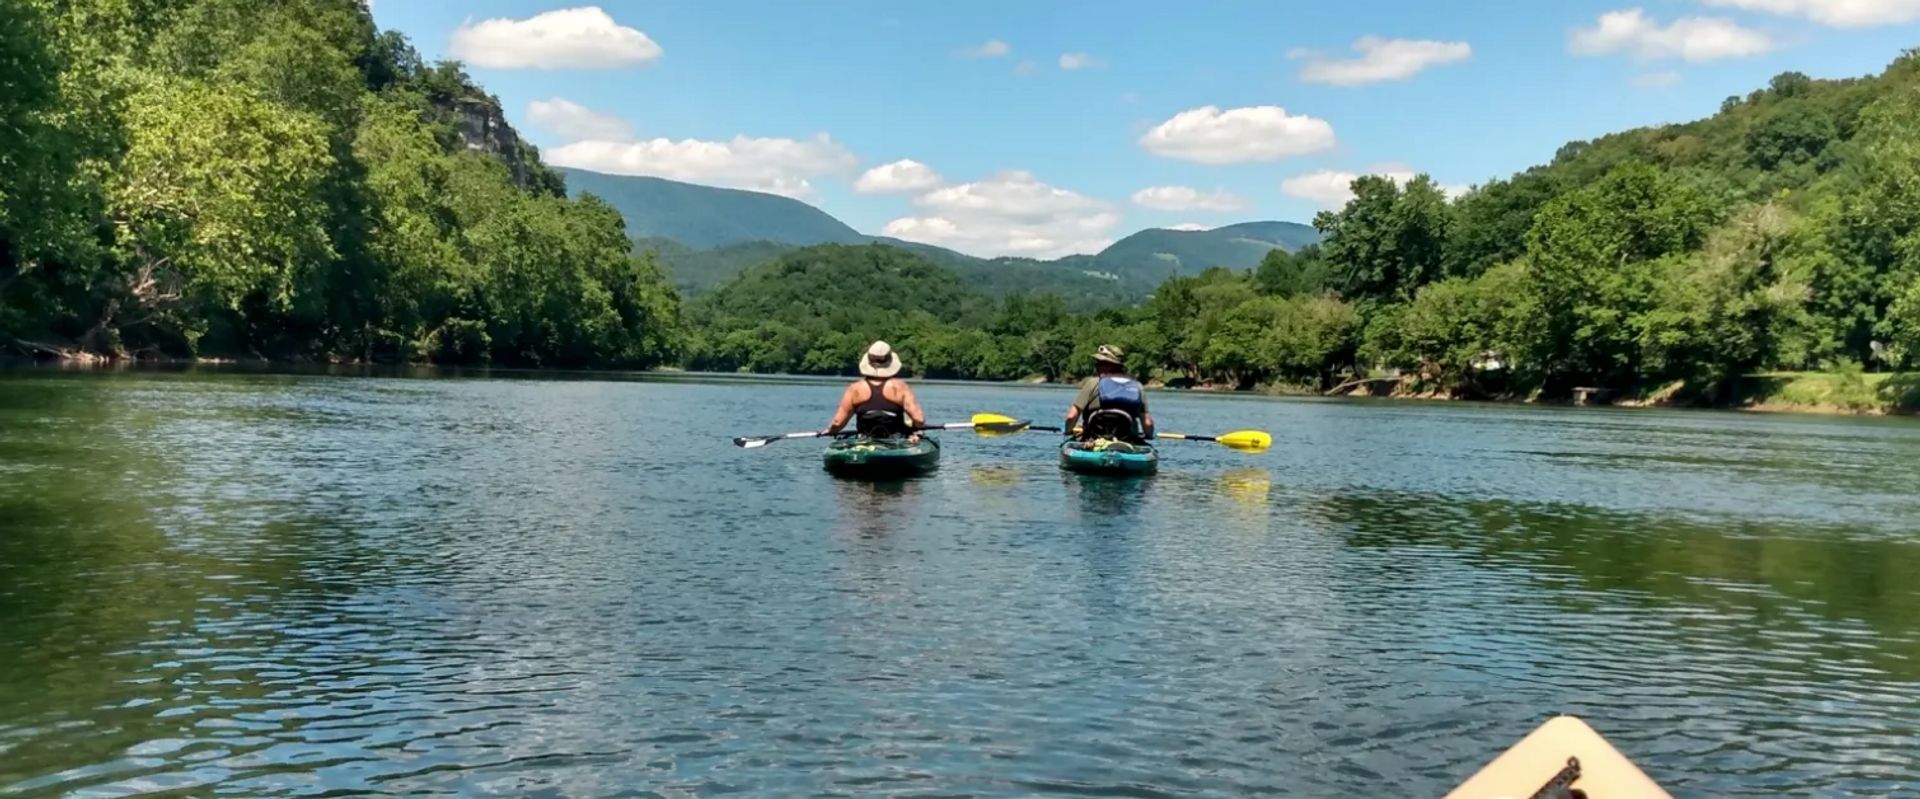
[1217,430,1272,452]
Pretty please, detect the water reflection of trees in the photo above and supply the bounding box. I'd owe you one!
[1311,488,1920,678]
[0,375,390,794]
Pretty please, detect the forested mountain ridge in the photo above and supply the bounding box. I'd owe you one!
[558,168,867,249]
[1,0,679,367]
[694,54,1920,404]
[554,167,1319,300]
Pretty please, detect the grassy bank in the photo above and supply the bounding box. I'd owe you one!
[1733,371,1920,415]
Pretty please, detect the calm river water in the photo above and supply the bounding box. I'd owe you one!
[2,368,1917,797]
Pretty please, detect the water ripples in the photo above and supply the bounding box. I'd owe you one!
[2,372,1918,796]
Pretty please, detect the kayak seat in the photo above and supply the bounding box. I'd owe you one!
[856,410,913,438]
[1079,409,1144,443]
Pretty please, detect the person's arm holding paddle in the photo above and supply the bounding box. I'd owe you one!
[823,381,860,436]
[895,381,927,433]
[1064,376,1097,435]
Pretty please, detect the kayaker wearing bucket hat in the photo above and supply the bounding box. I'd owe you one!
[825,341,926,440]
[1066,344,1153,443]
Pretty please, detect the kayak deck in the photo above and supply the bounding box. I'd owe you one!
[823,436,941,478]
[1059,438,1159,475]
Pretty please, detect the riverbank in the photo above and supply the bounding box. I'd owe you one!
[1731,371,1920,416]
[8,353,1915,417]
[1307,370,1919,416]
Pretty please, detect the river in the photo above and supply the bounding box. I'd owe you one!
[2,368,1917,797]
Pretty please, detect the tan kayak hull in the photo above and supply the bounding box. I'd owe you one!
[1446,715,1671,799]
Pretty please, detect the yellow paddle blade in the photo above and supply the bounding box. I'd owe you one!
[1217,430,1272,452]
[970,413,1031,437]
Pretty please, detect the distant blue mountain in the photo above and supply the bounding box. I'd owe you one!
[557,167,865,249]
[557,167,1320,299]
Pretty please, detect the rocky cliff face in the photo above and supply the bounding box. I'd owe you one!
[442,94,563,196]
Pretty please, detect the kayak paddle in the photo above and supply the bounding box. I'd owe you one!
[914,413,1033,434]
[960,413,1033,435]
[733,430,846,449]
[734,413,1030,448]
[978,413,1272,452]
[1156,430,1273,452]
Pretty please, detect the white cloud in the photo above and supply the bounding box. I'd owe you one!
[958,39,1010,58]
[1292,36,1473,86]
[1703,0,1920,27]
[1129,185,1247,212]
[1634,71,1683,88]
[449,7,662,70]
[1059,52,1104,70]
[1569,9,1774,62]
[1282,164,1468,209]
[526,98,634,142]
[881,170,1120,259]
[1012,60,1038,76]
[854,159,944,194]
[1139,105,1337,165]
[1166,223,1213,231]
[545,134,857,200]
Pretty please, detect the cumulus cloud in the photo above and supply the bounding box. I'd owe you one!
[1012,60,1038,76]
[1282,165,1467,209]
[881,170,1120,259]
[1165,223,1213,232]
[1569,9,1774,62]
[1139,105,1337,165]
[526,98,634,142]
[854,159,944,194]
[1129,186,1247,212]
[1292,36,1472,86]
[545,134,858,200]
[958,39,1010,58]
[1703,0,1920,27]
[1058,52,1104,70]
[449,7,662,70]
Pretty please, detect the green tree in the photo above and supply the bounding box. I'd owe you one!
[98,76,336,353]
[1253,245,1330,297]
[1316,174,1452,304]
[1523,162,1720,387]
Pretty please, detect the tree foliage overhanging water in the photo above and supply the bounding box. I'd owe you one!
[1,0,682,368]
[5,1,1920,404]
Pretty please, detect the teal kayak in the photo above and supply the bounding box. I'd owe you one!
[823,436,941,478]
[1059,439,1159,476]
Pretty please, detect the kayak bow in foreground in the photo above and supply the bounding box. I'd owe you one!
[1446,715,1671,799]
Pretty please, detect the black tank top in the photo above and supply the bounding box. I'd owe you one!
[853,378,904,415]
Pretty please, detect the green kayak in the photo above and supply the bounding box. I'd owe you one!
[823,436,941,478]
[1059,438,1159,476]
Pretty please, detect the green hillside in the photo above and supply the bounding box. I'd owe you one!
[1,0,679,368]
[1091,221,1321,284]
[555,166,1318,302]
[677,55,1920,403]
[558,167,865,249]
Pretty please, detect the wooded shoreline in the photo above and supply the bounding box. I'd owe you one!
[8,351,1912,417]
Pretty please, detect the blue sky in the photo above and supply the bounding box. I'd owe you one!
[369,1,1920,258]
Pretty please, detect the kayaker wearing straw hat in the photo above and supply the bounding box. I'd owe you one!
[1066,344,1154,443]
[825,341,926,440]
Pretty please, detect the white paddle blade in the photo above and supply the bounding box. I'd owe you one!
[736,438,771,449]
